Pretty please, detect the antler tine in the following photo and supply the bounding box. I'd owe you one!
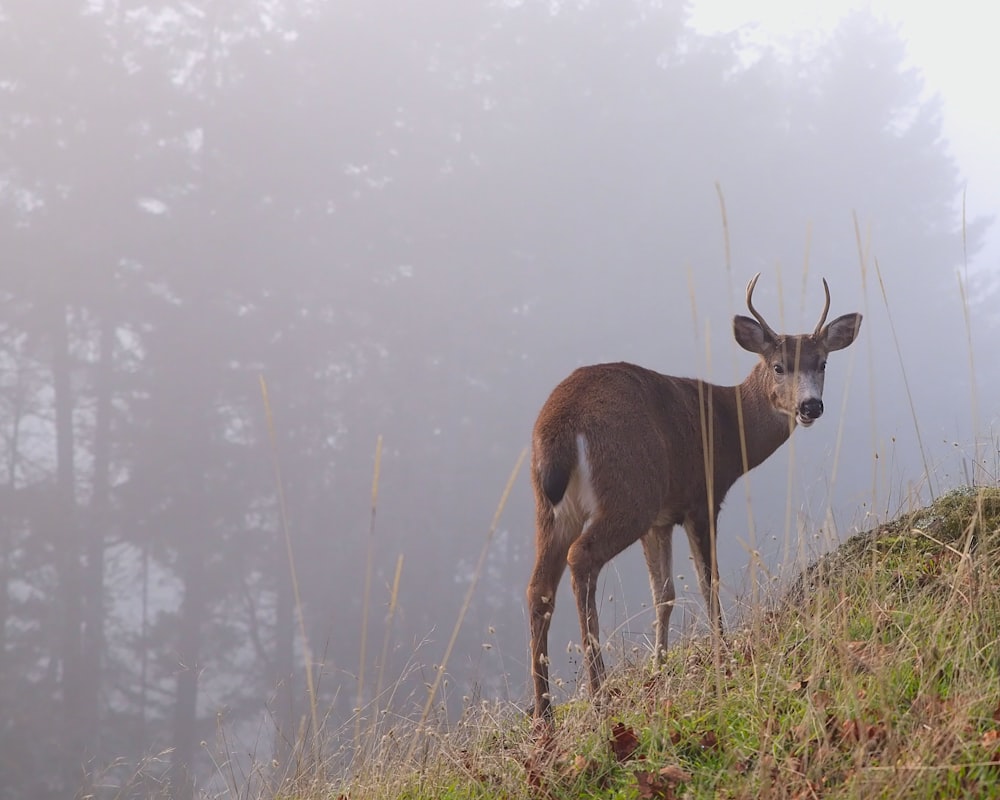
[813,277,831,336]
[745,272,779,341]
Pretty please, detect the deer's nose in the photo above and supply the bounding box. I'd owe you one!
[799,398,824,420]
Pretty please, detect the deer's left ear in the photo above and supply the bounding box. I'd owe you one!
[821,313,863,352]
[733,315,769,354]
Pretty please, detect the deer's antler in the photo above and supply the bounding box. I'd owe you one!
[746,272,780,341]
[813,278,831,336]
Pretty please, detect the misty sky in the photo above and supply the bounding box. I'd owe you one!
[690,0,1000,291]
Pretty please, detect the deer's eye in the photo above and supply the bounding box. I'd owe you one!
[773,363,785,376]
[819,360,827,372]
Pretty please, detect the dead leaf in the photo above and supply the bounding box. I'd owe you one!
[983,729,1000,748]
[699,730,719,750]
[865,722,887,747]
[566,752,603,780]
[634,770,676,799]
[840,718,861,743]
[735,756,754,775]
[811,689,833,710]
[610,722,641,762]
[658,764,692,782]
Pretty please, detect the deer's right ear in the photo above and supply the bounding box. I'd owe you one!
[733,315,768,354]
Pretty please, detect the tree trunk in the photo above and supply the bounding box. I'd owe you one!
[52,303,86,787]
[170,548,206,800]
[0,370,25,684]
[0,502,9,693]
[79,313,114,756]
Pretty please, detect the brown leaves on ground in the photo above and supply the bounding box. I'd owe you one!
[523,720,697,800]
[836,716,887,751]
[524,719,654,795]
[523,719,611,795]
[569,753,602,778]
[610,722,641,762]
[698,730,719,751]
[634,765,692,799]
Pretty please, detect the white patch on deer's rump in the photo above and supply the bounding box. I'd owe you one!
[551,433,600,542]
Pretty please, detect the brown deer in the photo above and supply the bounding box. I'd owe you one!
[527,274,862,720]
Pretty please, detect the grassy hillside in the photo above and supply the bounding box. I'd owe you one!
[289,487,1000,800]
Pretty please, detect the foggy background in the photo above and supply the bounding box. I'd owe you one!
[1,1,997,797]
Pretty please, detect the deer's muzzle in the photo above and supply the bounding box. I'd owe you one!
[797,398,824,425]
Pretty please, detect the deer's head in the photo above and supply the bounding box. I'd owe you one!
[733,273,862,428]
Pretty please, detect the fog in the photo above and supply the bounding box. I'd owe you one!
[1,1,997,797]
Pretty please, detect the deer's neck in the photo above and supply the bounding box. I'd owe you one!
[728,363,794,473]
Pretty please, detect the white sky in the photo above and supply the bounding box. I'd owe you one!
[688,0,1000,278]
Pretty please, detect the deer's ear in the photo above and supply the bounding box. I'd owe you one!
[733,315,768,354]
[821,313,862,352]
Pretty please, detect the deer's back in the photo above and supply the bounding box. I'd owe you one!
[533,362,711,516]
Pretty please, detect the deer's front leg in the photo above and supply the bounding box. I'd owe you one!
[641,525,675,662]
[684,513,723,639]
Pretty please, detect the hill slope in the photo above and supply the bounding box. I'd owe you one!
[307,487,1000,799]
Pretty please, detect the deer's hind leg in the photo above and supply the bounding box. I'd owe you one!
[527,502,575,720]
[567,507,654,700]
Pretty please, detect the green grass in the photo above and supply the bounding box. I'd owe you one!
[296,486,1000,800]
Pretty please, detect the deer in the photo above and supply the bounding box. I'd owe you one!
[526,273,862,720]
